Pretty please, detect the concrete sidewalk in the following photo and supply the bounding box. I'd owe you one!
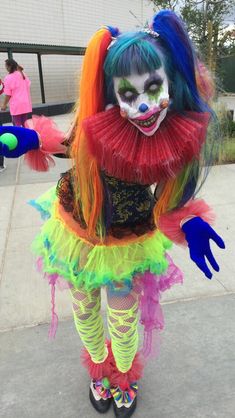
[0,114,235,417]
[0,295,234,418]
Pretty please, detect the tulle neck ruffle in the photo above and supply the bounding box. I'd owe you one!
[83,106,210,185]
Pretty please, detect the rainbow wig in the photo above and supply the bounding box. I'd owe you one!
[71,11,216,239]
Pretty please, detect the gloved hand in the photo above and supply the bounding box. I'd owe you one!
[0,126,39,158]
[182,216,225,279]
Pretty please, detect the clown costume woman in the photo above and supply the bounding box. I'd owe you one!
[0,10,225,418]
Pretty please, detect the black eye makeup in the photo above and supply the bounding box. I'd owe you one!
[116,73,165,104]
[144,74,163,94]
[118,87,139,103]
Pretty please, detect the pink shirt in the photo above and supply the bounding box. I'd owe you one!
[0,79,4,95]
[3,71,32,115]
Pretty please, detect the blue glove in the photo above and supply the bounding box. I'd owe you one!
[182,216,225,279]
[0,126,39,158]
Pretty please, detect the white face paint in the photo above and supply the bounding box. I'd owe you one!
[113,68,169,136]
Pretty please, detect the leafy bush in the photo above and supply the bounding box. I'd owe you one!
[227,119,235,138]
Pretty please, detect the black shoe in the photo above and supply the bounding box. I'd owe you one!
[113,397,137,418]
[89,383,112,413]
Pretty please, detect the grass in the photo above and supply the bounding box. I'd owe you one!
[216,137,235,164]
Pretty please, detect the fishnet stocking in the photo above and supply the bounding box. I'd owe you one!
[70,286,107,363]
[106,285,140,373]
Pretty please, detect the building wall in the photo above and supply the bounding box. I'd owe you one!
[0,0,154,104]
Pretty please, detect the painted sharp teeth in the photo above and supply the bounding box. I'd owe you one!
[134,113,158,127]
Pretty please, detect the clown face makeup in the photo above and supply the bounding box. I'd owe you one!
[113,68,169,136]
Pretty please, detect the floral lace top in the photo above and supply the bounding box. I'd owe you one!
[57,170,156,238]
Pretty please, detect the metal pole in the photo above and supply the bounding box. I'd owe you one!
[37,53,45,103]
[7,48,13,59]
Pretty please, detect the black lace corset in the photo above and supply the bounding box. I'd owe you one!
[56,170,156,238]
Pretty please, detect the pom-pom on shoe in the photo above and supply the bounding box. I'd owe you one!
[113,397,137,418]
[89,379,112,414]
[111,383,138,418]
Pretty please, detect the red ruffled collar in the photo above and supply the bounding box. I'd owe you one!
[83,106,210,185]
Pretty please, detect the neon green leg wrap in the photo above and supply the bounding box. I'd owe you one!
[71,286,107,363]
[107,287,140,373]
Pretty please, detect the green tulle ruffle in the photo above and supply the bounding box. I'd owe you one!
[31,187,172,291]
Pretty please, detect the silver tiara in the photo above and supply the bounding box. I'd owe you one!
[106,26,159,51]
[107,38,117,50]
[141,27,159,38]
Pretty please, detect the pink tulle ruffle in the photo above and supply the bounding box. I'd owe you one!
[24,115,66,171]
[158,198,215,245]
[36,257,71,338]
[138,254,183,359]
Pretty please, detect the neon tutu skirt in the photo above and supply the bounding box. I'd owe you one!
[30,187,183,348]
[30,187,180,289]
